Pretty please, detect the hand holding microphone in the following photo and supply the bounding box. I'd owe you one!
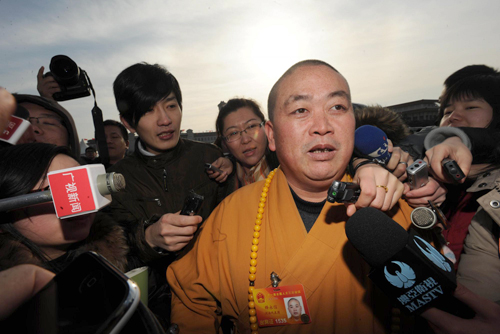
[346,207,474,317]
[354,125,412,181]
[0,164,125,219]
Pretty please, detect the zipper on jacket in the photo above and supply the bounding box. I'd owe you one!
[163,168,168,192]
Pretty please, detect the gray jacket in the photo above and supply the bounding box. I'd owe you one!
[457,168,500,304]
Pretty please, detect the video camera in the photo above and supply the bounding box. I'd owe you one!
[44,55,91,101]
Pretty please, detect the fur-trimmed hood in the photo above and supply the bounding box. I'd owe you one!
[0,213,128,273]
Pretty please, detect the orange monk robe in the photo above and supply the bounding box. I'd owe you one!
[167,168,413,333]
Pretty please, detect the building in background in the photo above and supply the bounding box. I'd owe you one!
[386,99,439,130]
[180,129,217,143]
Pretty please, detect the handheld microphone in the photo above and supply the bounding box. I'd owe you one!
[0,164,125,219]
[346,207,473,317]
[0,105,32,145]
[354,125,391,164]
[411,207,437,229]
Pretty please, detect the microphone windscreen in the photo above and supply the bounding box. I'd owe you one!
[345,207,408,267]
[14,105,30,120]
[411,207,437,229]
[354,125,391,163]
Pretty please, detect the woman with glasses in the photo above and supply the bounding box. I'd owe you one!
[215,98,279,189]
[0,143,128,273]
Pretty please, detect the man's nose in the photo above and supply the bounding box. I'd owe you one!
[310,110,333,135]
[157,108,172,126]
[31,122,43,135]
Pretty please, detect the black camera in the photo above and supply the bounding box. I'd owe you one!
[45,55,91,101]
[327,181,361,204]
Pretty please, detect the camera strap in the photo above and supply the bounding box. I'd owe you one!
[85,71,110,167]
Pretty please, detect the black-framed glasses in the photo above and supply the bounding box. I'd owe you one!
[28,116,64,128]
[223,121,265,143]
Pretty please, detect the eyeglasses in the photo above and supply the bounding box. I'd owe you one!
[28,116,64,129]
[223,121,265,143]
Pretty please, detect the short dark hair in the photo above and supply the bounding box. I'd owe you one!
[267,60,345,121]
[113,63,182,128]
[438,74,500,130]
[0,143,73,271]
[85,146,96,152]
[104,119,129,142]
[215,98,266,138]
[444,65,499,90]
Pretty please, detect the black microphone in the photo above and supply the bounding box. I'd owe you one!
[346,207,473,317]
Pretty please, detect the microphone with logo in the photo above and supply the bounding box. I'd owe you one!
[354,125,391,164]
[345,207,473,317]
[0,105,32,145]
[0,164,125,219]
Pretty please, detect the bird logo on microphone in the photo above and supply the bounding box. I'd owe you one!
[384,261,416,288]
[413,236,452,272]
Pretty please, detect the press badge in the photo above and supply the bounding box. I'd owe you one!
[252,284,311,327]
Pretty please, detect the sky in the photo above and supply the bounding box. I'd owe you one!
[1,0,500,141]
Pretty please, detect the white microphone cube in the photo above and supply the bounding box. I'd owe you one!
[47,164,111,219]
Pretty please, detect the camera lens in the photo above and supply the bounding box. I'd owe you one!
[50,55,80,86]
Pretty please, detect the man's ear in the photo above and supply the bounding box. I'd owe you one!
[120,116,136,134]
[265,120,276,152]
[125,140,130,149]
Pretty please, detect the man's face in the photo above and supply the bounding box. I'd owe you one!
[288,299,302,318]
[105,125,129,163]
[122,92,181,155]
[265,65,355,198]
[85,149,96,159]
[21,102,69,147]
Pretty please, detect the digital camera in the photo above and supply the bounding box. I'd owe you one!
[45,55,91,101]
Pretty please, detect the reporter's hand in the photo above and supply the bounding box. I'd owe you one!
[206,156,232,183]
[144,212,202,252]
[421,283,500,334]
[346,164,404,216]
[425,137,472,183]
[385,140,414,181]
[403,177,447,208]
[0,87,16,132]
[0,264,55,320]
[37,66,61,100]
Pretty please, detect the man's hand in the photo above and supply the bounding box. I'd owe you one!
[385,141,414,181]
[37,66,61,100]
[403,177,448,208]
[425,137,472,183]
[0,264,55,320]
[346,164,404,216]
[421,283,500,334]
[206,156,232,183]
[144,212,202,252]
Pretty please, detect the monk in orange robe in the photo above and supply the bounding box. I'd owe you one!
[168,60,412,333]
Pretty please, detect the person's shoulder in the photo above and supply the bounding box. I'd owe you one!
[108,152,141,173]
[182,139,222,155]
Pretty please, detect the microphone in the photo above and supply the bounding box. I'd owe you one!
[354,125,391,164]
[0,164,125,219]
[411,207,437,229]
[0,105,32,145]
[345,207,473,317]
